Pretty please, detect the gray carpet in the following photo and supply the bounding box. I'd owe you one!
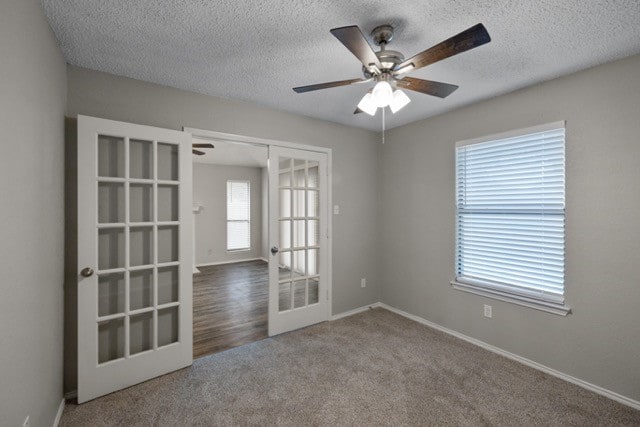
[61,308,640,426]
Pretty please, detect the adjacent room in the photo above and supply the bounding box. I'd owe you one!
[1,0,640,425]
[191,139,270,357]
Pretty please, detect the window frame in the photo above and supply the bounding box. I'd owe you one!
[451,121,570,316]
[226,179,251,252]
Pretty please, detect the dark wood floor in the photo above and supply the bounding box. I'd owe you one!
[193,260,269,358]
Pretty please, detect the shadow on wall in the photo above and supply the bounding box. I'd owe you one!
[64,117,78,394]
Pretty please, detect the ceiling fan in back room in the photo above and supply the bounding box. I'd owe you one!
[293,23,491,116]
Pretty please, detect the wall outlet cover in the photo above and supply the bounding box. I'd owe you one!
[484,304,492,318]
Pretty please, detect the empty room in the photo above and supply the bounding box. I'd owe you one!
[1,0,639,426]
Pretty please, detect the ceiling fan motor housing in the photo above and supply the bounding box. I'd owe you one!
[362,25,405,78]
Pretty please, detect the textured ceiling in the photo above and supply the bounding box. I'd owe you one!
[41,0,640,131]
[193,138,268,168]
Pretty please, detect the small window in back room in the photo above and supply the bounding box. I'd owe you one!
[227,180,250,251]
[452,122,569,315]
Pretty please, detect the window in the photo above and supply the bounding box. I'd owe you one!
[452,122,569,315]
[226,180,250,251]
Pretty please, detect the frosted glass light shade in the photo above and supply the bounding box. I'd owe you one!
[357,93,377,116]
[371,81,393,107]
[389,89,411,113]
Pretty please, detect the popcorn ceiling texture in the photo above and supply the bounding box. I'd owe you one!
[41,0,640,131]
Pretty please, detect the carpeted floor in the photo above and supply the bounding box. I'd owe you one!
[61,308,640,426]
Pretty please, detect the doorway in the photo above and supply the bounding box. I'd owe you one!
[187,128,333,355]
[192,139,269,357]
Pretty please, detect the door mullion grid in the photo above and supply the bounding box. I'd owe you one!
[152,140,159,350]
[124,136,131,359]
[289,159,294,310]
[304,160,309,307]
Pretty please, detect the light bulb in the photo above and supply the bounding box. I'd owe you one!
[357,93,377,116]
[371,81,393,108]
[389,89,411,113]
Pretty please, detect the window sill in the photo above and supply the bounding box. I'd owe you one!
[227,248,251,253]
[450,280,571,316]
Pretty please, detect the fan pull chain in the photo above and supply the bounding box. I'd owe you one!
[382,107,386,144]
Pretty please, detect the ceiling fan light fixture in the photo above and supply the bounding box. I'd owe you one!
[357,93,377,116]
[389,89,411,113]
[371,81,393,107]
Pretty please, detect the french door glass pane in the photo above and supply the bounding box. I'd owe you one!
[308,278,319,305]
[279,251,291,281]
[98,273,125,316]
[279,220,291,250]
[158,225,179,263]
[307,220,319,247]
[98,182,125,223]
[279,282,291,312]
[293,167,305,187]
[129,139,153,179]
[98,318,125,363]
[158,266,179,304]
[157,307,179,347]
[130,269,153,310]
[279,189,291,218]
[158,185,178,221]
[98,228,125,270]
[98,135,124,178]
[130,312,153,355]
[293,220,305,247]
[307,190,319,218]
[307,161,319,188]
[130,184,153,223]
[157,143,179,181]
[293,190,305,217]
[293,279,306,308]
[130,226,153,266]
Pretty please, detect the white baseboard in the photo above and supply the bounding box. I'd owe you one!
[53,398,65,427]
[196,258,265,268]
[377,302,640,411]
[331,302,382,320]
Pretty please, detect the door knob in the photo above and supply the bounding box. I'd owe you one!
[80,267,94,277]
[271,246,279,254]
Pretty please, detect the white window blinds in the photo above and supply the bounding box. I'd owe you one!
[227,181,250,250]
[454,122,567,313]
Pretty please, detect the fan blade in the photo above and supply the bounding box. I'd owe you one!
[293,78,363,93]
[394,23,491,75]
[192,149,205,155]
[330,25,382,71]
[192,143,214,149]
[396,77,459,98]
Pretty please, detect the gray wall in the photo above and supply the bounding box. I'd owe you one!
[66,65,381,316]
[0,0,67,425]
[379,54,640,401]
[194,163,263,264]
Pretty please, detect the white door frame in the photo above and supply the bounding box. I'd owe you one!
[183,127,333,321]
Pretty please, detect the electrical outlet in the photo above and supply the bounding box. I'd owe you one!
[333,205,340,215]
[23,416,29,427]
[360,278,366,288]
[484,304,492,318]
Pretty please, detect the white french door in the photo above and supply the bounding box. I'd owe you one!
[268,146,329,335]
[77,115,193,403]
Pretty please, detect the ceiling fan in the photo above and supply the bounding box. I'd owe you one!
[192,142,214,155]
[293,23,491,115]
